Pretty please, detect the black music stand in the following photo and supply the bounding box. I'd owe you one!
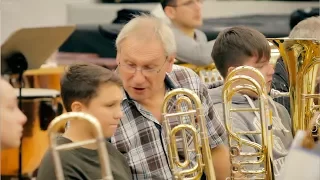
[1,25,75,180]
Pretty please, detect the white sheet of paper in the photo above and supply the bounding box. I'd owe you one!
[279,130,320,180]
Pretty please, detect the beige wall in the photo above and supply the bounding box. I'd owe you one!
[66,1,319,24]
[1,0,68,44]
[1,0,318,44]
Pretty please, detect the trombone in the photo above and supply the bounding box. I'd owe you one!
[222,66,274,180]
[162,88,216,180]
[47,112,114,180]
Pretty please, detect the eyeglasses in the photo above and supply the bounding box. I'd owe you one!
[118,59,167,77]
[169,0,204,7]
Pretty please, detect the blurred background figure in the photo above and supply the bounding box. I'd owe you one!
[161,0,215,66]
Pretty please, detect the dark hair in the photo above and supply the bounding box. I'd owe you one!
[161,0,176,9]
[289,8,319,30]
[211,26,270,78]
[60,63,122,112]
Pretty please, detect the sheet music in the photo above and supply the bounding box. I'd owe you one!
[279,130,320,180]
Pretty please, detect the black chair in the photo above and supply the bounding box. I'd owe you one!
[59,24,121,58]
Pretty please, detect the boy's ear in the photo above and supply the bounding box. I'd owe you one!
[164,7,176,19]
[70,101,83,112]
[227,66,235,77]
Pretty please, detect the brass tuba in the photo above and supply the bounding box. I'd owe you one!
[268,38,320,136]
[302,112,320,149]
[162,88,216,180]
[47,112,114,180]
[223,66,274,180]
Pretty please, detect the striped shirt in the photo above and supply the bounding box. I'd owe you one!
[111,65,227,180]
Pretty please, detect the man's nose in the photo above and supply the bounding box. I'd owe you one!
[132,70,146,84]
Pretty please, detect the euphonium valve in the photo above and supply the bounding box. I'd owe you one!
[223,66,274,180]
[270,89,290,99]
[162,88,216,180]
[47,112,114,180]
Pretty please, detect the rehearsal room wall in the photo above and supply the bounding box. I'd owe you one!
[1,0,319,44]
[1,0,69,44]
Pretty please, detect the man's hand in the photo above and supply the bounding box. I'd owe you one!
[211,145,231,180]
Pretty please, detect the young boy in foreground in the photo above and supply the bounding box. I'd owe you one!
[37,63,132,180]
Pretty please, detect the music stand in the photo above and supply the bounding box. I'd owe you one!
[1,25,75,180]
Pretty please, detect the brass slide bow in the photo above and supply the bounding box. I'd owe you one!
[223,66,274,180]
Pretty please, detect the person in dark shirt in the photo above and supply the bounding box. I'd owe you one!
[37,63,132,180]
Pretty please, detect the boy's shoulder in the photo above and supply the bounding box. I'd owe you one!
[37,138,79,180]
[105,141,133,180]
[272,99,290,114]
[41,136,78,164]
[106,141,126,160]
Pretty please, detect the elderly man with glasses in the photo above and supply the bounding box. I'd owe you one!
[111,15,230,180]
[161,0,215,66]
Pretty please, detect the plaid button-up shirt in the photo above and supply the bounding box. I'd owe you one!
[111,65,227,180]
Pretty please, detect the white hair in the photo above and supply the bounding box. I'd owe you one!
[115,14,177,56]
[289,16,320,39]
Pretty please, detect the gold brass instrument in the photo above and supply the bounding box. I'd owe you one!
[311,112,320,142]
[199,68,223,84]
[269,42,281,67]
[47,112,113,180]
[162,88,216,180]
[175,62,222,83]
[223,66,274,180]
[302,112,320,149]
[268,38,320,136]
[177,63,215,74]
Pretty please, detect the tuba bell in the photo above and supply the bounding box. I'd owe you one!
[162,88,216,180]
[222,66,274,180]
[47,112,114,180]
[268,38,320,136]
